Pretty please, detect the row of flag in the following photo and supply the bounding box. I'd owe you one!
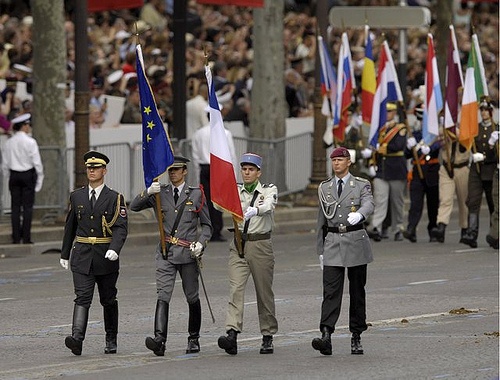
[318,25,490,151]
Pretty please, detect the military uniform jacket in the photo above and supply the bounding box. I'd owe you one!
[317,175,374,267]
[129,184,212,264]
[404,130,441,187]
[473,121,499,181]
[236,181,277,234]
[61,186,128,276]
[375,121,407,181]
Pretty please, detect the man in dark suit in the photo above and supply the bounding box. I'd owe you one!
[60,151,128,356]
[130,156,212,356]
[313,146,374,356]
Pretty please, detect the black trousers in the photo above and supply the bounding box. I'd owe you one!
[9,169,36,243]
[407,177,439,234]
[320,265,368,334]
[199,164,223,237]
[72,270,119,309]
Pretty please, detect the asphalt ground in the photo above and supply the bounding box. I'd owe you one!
[0,212,498,380]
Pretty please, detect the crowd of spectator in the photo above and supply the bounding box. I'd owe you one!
[0,0,497,138]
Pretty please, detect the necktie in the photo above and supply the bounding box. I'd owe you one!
[337,179,343,197]
[174,187,179,204]
[90,189,96,210]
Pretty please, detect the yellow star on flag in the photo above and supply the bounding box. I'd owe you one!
[146,134,152,142]
[147,121,155,130]
[143,106,152,115]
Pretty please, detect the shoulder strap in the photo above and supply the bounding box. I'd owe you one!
[165,199,188,251]
[242,190,260,235]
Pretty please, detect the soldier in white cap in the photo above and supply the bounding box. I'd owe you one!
[1,113,44,244]
[218,153,278,355]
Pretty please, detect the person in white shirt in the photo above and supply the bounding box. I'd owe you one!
[1,113,43,244]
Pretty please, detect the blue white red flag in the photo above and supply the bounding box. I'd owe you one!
[423,34,443,144]
[317,35,337,119]
[205,65,243,221]
[368,41,403,147]
[334,33,355,142]
[136,44,174,188]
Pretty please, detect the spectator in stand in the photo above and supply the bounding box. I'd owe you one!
[120,88,142,124]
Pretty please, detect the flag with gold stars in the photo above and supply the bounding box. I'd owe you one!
[136,44,174,187]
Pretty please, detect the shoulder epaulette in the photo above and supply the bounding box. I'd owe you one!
[354,176,369,183]
[262,183,276,188]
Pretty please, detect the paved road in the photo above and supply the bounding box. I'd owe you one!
[0,222,498,380]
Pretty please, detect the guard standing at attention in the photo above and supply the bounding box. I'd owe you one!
[130,156,212,356]
[60,151,128,356]
[1,113,44,244]
[313,146,374,356]
[218,153,278,355]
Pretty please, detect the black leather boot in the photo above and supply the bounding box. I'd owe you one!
[145,300,169,356]
[351,332,364,355]
[311,326,332,355]
[403,226,417,243]
[430,223,446,243]
[103,301,118,354]
[259,335,274,354]
[460,214,478,248]
[218,329,238,355]
[65,304,89,356]
[186,300,201,354]
[486,234,499,249]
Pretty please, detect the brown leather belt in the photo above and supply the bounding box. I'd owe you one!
[443,161,468,169]
[241,232,271,241]
[165,235,192,248]
[326,225,364,233]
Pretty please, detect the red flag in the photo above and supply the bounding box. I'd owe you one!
[88,0,143,12]
[444,25,464,135]
[334,33,354,142]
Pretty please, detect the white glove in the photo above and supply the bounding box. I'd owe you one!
[368,165,377,178]
[488,131,499,146]
[35,181,42,193]
[244,206,258,221]
[472,152,485,163]
[60,258,69,270]
[347,212,363,225]
[105,249,119,261]
[147,181,161,195]
[420,145,430,155]
[319,255,324,270]
[190,241,204,258]
[406,136,417,150]
[361,148,372,159]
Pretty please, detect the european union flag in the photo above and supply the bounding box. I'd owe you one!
[136,44,174,187]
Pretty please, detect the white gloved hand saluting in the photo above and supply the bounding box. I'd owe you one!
[472,152,485,163]
[406,136,417,150]
[347,212,363,225]
[319,255,324,270]
[147,181,161,195]
[60,258,69,270]
[244,206,258,221]
[105,250,119,261]
[488,131,499,146]
[190,241,204,258]
[420,145,431,155]
[361,148,372,159]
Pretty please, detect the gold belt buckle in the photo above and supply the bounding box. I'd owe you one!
[171,237,179,245]
[89,237,97,245]
[339,225,347,233]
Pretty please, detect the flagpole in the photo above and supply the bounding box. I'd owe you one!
[155,188,167,258]
[443,129,453,177]
[232,217,243,257]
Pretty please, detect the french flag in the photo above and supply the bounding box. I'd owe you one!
[334,33,355,142]
[368,41,403,147]
[205,65,243,221]
[317,35,337,119]
[423,33,443,144]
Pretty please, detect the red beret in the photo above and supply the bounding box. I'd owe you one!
[330,147,351,159]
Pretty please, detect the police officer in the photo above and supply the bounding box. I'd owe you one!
[1,113,44,244]
[403,107,440,242]
[130,156,212,356]
[60,151,128,356]
[461,97,498,248]
[313,146,374,356]
[368,102,407,241]
[218,153,278,355]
